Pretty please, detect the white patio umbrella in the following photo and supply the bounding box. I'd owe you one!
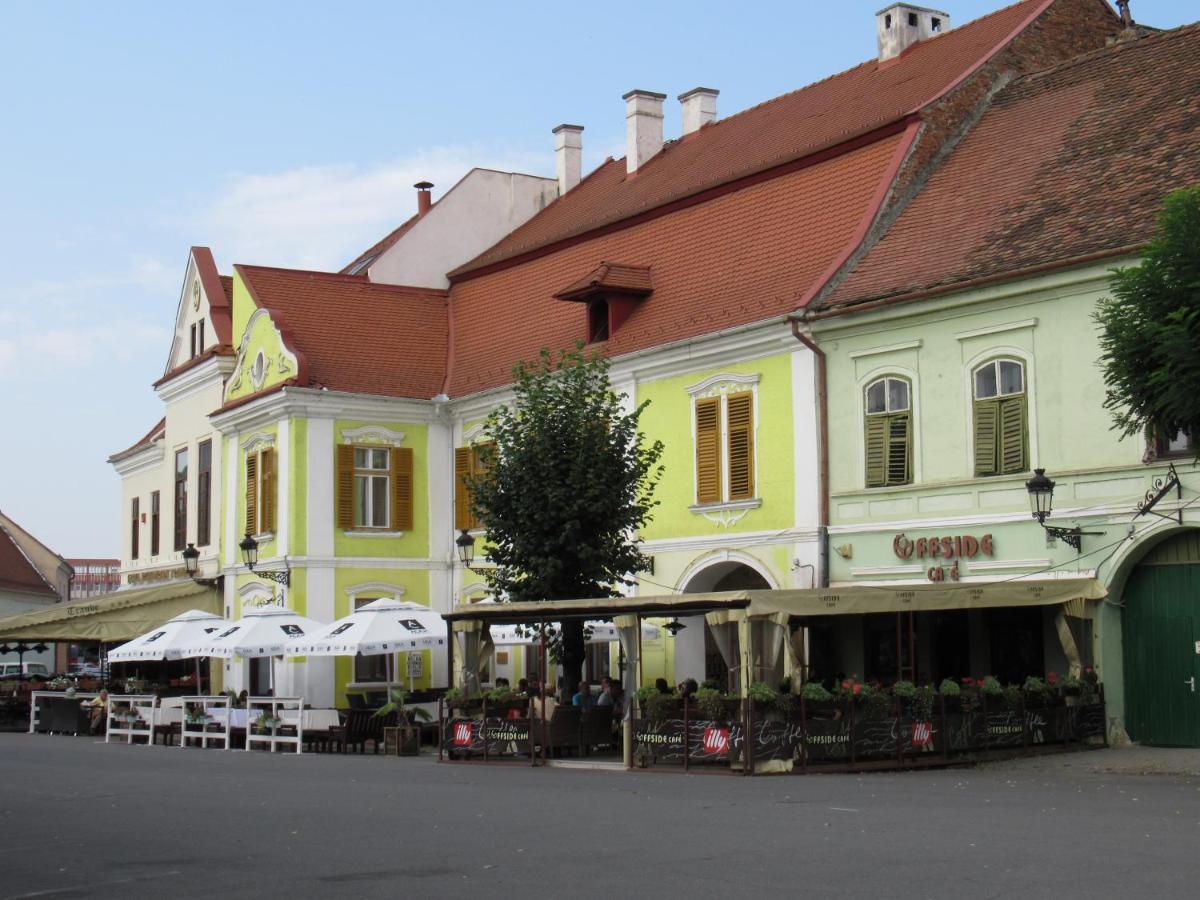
[286,598,446,696]
[107,609,230,694]
[185,606,326,696]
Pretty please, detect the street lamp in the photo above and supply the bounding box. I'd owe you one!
[1025,468,1102,552]
[182,543,200,579]
[663,618,687,636]
[239,533,289,586]
[455,529,476,568]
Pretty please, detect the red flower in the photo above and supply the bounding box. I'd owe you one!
[852,683,862,695]
[841,680,850,691]
[1047,671,1058,685]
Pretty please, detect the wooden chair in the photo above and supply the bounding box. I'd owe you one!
[539,706,582,757]
[341,708,396,754]
[580,706,614,755]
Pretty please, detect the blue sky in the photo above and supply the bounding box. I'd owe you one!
[0,0,1193,557]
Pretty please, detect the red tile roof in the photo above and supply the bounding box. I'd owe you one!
[0,519,57,597]
[192,246,232,345]
[108,417,166,464]
[234,266,448,400]
[818,25,1200,313]
[553,262,653,301]
[451,0,1061,279]
[340,213,421,276]
[446,133,908,396]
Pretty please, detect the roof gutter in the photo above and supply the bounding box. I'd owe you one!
[789,319,829,589]
[806,243,1143,322]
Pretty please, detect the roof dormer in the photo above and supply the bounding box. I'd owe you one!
[554,262,653,344]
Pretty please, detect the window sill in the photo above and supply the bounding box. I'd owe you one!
[688,498,762,515]
[342,530,406,538]
[252,532,274,543]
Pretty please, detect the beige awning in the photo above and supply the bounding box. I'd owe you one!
[440,578,1104,625]
[744,577,1105,620]
[0,580,220,642]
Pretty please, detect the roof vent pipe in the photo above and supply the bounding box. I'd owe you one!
[552,124,584,195]
[414,181,434,217]
[678,87,719,135]
[623,89,666,175]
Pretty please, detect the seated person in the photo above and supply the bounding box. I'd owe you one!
[81,690,109,735]
[596,676,615,708]
[532,688,557,721]
[571,681,595,708]
[517,678,529,696]
[655,677,672,695]
[678,678,699,699]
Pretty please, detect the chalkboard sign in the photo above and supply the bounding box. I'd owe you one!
[634,718,743,764]
[803,718,851,762]
[1074,702,1106,739]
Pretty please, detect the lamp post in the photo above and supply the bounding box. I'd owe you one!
[182,543,200,579]
[1025,468,1102,552]
[239,533,289,586]
[455,529,476,568]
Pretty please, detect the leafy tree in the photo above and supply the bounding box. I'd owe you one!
[1096,185,1200,451]
[469,345,664,697]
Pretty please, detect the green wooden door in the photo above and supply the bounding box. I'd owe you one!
[1122,555,1200,747]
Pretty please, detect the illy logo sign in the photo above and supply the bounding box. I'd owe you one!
[702,727,730,754]
[911,721,933,748]
[452,722,474,746]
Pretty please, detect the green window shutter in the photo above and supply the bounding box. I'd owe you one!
[886,413,911,486]
[973,400,999,477]
[865,415,888,488]
[998,395,1027,475]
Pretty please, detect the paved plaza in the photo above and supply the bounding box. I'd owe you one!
[2,734,1199,899]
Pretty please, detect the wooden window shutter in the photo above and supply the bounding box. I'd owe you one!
[260,448,276,534]
[454,447,472,531]
[864,415,888,488]
[973,400,999,477]
[694,397,722,504]
[998,396,1027,475]
[391,447,414,532]
[471,442,495,530]
[336,444,355,530]
[726,392,754,500]
[244,453,258,535]
[886,413,911,486]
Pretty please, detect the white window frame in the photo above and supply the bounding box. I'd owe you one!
[685,373,762,522]
[353,447,391,530]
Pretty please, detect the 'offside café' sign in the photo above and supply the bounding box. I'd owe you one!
[893,532,994,582]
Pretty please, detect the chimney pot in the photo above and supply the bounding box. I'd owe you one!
[875,4,950,62]
[414,181,433,217]
[678,87,719,135]
[622,89,666,175]
[552,124,584,195]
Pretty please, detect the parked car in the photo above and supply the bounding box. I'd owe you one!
[0,662,50,678]
[68,664,103,678]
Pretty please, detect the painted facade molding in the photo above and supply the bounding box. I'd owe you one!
[345,581,407,601]
[240,431,276,454]
[340,425,406,446]
[685,371,762,398]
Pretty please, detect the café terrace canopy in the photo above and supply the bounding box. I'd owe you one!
[0,581,220,642]
[441,578,1106,625]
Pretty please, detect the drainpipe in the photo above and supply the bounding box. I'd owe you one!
[790,318,829,588]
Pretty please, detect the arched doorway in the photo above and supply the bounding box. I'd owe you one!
[1122,530,1200,746]
[676,559,773,688]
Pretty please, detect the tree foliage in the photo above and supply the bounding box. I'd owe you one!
[468,345,665,691]
[1096,185,1200,449]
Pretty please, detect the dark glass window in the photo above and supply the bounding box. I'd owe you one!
[174,448,188,552]
[197,440,212,547]
[150,491,160,556]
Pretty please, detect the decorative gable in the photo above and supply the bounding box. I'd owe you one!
[163,247,232,376]
[224,307,303,403]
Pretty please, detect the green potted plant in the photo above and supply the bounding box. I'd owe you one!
[1022,675,1052,708]
[374,688,433,755]
[636,684,679,721]
[691,686,732,721]
[748,681,786,720]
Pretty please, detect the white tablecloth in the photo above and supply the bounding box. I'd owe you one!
[204,708,341,730]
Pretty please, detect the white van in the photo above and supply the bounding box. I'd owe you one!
[0,662,50,678]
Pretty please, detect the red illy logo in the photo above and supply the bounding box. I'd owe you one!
[452,722,474,746]
[703,727,730,754]
[911,721,933,748]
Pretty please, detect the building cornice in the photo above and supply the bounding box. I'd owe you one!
[211,386,438,433]
[110,441,164,477]
[155,354,234,405]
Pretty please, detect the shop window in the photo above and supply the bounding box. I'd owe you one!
[864,376,912,488]
[972,358,1027,477]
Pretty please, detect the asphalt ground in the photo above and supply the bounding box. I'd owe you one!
[2,734,1198,899]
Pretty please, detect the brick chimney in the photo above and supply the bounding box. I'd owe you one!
[414,181,433,217]
[552,124,584,195]
[623,89,666,175]
[876,4,950,62]
[678,87,718,136]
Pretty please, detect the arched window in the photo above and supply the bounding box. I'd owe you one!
[864,376,912,488]
[972,358,1027,476]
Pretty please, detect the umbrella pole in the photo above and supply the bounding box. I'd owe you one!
[195,657,202,696]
